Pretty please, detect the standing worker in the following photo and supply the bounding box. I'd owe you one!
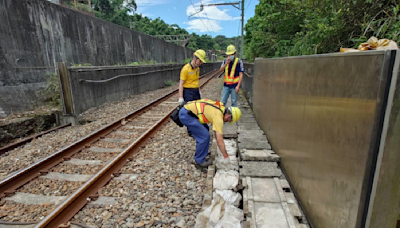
[178,99,242,168]
[219,45,245,107]
[178,49,207,105]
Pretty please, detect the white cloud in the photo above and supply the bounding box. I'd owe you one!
[186,0,240,21]
[184,19,222,33]
[135,0,168,6]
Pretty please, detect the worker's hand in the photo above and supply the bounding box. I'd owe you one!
[235,85,240,94]
[221,156,230,166]
[178,97,184,105]
[199,91,202,99]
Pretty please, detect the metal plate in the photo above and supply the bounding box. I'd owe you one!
[252,51,393,228]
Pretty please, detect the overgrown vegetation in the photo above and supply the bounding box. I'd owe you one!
[72,63,92,67]
[38,73,61,107]
[245,0,400,60]
[164,80,175,86]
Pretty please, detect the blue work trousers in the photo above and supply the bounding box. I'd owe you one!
[183,88,200,102]
[221,86,238,107]
[179,107,210,164]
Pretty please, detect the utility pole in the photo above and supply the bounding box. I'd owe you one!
[241,0,244,59]
[189,1,244,59]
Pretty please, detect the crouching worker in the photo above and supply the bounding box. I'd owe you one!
[178,99,242,169]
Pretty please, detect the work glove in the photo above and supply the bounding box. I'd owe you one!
[199,91,202,99]
[221,156,230,166]
[178,97,184,105]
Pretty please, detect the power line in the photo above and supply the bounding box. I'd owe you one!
[244,0,251,14]
[189,0,214,36]
[199,0,216,36]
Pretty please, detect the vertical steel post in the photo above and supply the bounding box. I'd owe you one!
[57,62,74,115]
[241,0,244,59]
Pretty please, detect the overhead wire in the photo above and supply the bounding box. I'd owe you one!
[189,0,215,36]
[199,0,217,36]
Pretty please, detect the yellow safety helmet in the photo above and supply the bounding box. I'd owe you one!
[228,107,242,124]
[226,45,236,55]
[194,49,206,63]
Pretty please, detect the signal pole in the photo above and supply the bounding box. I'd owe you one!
[188,1,245,59]
[241,0,244,59]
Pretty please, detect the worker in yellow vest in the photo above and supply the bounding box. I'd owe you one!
[178,49,207,105]
[178,99,242,169]
[219,45,245,107]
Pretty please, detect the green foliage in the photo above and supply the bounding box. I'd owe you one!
[182,58,192,64]
[38,73,61,107]
[72,63,92,67]
[164,79,175,86]
[91,0,137,28]
[245,0,400,60]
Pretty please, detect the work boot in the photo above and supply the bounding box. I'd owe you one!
[195,159,213,169]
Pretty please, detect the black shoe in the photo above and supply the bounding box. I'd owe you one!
[195,159,213,169]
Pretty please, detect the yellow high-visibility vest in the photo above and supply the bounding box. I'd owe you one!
[188,99,225,124]
[224,58,240,85]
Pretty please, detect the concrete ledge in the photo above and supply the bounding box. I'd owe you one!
[240,149,280,162]
[239,161,282,177]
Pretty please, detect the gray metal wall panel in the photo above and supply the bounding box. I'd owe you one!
[252,51,392,228]
[367,50,400,228]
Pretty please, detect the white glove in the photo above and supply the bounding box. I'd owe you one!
[178,97,184,105]
[221,156,230,166]
[199,91,202,99]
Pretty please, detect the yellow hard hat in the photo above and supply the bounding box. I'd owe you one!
[194,49,206,63]
[229,107,242,124]
[226,45,236,55]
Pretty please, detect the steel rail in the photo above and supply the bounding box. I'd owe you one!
[0,69,219,198]
[35,69,221,227]
[0,123,72,156]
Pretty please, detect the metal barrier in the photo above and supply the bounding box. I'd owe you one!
[251,50,400,228]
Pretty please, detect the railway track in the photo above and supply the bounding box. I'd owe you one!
[0,69,221,227]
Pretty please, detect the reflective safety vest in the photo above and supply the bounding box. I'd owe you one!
[188,99,225,124]
[224,58,240,85]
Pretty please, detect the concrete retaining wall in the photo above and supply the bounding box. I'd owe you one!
[67,63,220,115]
[0,0,194,116]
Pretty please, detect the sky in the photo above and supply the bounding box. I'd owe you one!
[134,0,258,38]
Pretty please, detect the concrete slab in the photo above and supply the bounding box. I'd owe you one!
[240,149,280,162]
[239,140,271,150]
[239,117,257,123]
[40,172,93,182]
[101,138,131,143]
[223,122,237,138]
[238,135,268,142]
[248,178,281,203]
[5,192,66,205]
[238,129,264,134]
[238,124,261,131]
[91,196,118,205]
[114,130,136,135]
[114,174,139,181]
[239,161,282,177]
[216,139,237,157]
[254,202,291,228]
[64,158,103,166]
[125,125,147,130]
[89,147,123,153]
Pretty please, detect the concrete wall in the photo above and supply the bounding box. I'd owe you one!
[67,63,220,115]
[0,0,194,116]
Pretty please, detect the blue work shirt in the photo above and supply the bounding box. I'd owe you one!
[221,58,245,88]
